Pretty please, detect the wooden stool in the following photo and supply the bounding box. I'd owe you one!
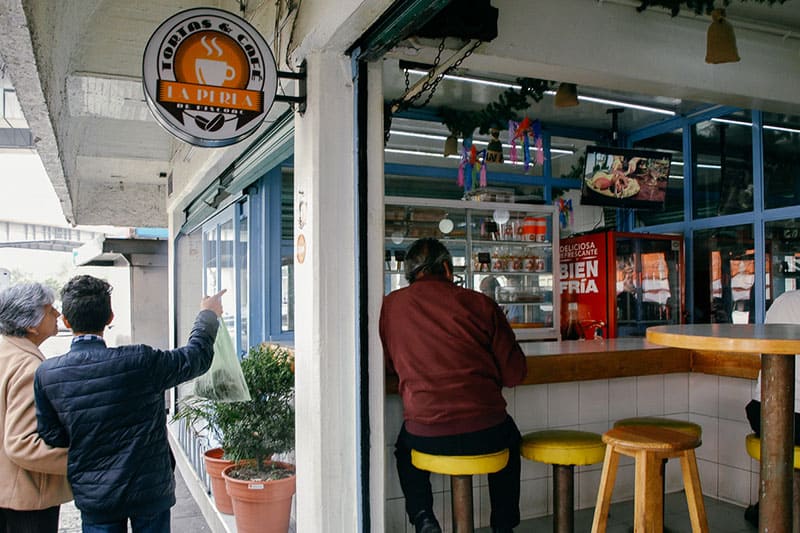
[520,430,606,533]
[745,433,800,533]
[591,426,708,533]
[411,448,509,533]
[614,417,702,438]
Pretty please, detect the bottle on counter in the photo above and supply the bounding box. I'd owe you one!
[562,302,581,341]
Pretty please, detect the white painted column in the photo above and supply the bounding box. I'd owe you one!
[293,49,359,532]
[366,60,387,533]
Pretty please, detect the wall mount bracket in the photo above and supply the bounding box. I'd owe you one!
[274,64,307,114]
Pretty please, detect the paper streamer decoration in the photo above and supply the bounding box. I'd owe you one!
[508,117,543,172]
[558,197,573,229]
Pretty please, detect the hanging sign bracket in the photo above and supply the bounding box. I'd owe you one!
[274,65,307,114]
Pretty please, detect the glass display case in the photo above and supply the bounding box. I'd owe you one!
[560,231,684,338]
[385,196,560,341]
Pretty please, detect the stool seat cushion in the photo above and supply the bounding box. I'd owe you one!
[603,425,701,452]
[614,416,702,438]
[411,449,509,476]
[745,433,800,469]
[520,430,605,466]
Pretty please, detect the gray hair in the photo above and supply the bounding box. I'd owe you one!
[0,283,56,337]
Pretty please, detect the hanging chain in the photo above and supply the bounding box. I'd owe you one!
[399,38,482,111]
[386,38,482,143]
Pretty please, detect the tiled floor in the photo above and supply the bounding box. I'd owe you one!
[477,492,758,533]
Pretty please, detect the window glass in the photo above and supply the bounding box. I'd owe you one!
[692,224,754,324]
[203,226,218,295]
[692,111,753,219]
[238,206,249,352]
[633,128,684,226]
[763,112,800,210]
[281,170,294,333]
[765,218,800,308]
[219,219,236,342]
[550,136,591,180]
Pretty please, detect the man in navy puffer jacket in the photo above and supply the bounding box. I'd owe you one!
[33,275,224,532]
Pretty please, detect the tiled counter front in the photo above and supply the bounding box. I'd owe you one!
[384,339,760,531]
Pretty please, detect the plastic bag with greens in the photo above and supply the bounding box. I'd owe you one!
[193,317,251,402]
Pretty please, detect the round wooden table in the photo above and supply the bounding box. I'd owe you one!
[648,324,800,533]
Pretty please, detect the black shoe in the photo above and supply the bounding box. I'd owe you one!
[744,502,759,527]
[413,510,442,533]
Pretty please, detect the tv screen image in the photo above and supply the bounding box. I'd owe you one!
[580,146,673,210]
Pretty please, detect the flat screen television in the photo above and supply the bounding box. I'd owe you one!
[580,146,673,210]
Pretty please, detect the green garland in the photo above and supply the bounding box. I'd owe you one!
[636,0,787,16]
[439,77,553,138]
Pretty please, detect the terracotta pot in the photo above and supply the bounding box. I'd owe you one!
[203,448,235,514]
[222,461,296,533]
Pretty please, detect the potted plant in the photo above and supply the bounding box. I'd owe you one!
[218,343,296,533]
[174,392,237,514]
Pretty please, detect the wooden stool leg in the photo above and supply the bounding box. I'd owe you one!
[679,449,709,533]
[451,474,474,533]
[793,470,800,533]
[591,445,620,533]
[553,464,574,533]
[634,451,663,533]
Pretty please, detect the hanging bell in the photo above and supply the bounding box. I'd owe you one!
[485,128,503,163]
[443,134,458,157]
[554,83,579,108]
[706,9,740,64]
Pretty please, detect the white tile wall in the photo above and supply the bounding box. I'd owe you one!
[718,465,752,505]
[609,377,637,420]
[664,373,690,414]
[579,380,609,425]
[689,373,719,416]
[548,382,581,427]
[636,375,665,416]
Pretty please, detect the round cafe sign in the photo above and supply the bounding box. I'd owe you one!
[142,8,277,147]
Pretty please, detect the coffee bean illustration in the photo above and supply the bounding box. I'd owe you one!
[207,114,225,132]
[194,114,226,131]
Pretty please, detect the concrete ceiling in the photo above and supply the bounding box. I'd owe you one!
[2,0,800,226]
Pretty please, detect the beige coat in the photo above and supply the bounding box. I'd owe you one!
[0,335,72,510]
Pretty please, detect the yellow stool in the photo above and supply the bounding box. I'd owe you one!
[411,448,509,533]
[520,430,606,533]
[591,426,708,533]
[744,433,800,532]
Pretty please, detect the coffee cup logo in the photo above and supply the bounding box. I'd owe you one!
[142,8,277,147]
[195,58,236,86]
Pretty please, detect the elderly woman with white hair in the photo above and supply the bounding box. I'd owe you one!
[0,282,72,532]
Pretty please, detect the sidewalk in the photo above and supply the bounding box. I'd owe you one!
[58,467,211,533]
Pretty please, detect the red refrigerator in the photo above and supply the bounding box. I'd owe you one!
[559,231,684,339]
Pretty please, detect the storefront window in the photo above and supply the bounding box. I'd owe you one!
[692,224,754,324]
[765,218,800,307]
[763,112,800,210]
[281,171,294,333]
[203,226,217,295]
[692,111,753,219]
[238,207,249,351]
[633,128,684,226]
[220,219,236,341]
[550,136,591,180]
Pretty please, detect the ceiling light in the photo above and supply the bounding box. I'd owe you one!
[388,129,574,154]
[405,69,675,116]
[711,118,800,134]
[384,147,546,167]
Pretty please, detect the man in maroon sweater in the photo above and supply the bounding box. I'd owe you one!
[380,238,528,533]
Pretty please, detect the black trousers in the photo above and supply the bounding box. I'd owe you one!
[0,506,60,533]
[394,415,522,529]
[745,399,800,445]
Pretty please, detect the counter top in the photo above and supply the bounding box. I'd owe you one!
[385,337,760,393]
